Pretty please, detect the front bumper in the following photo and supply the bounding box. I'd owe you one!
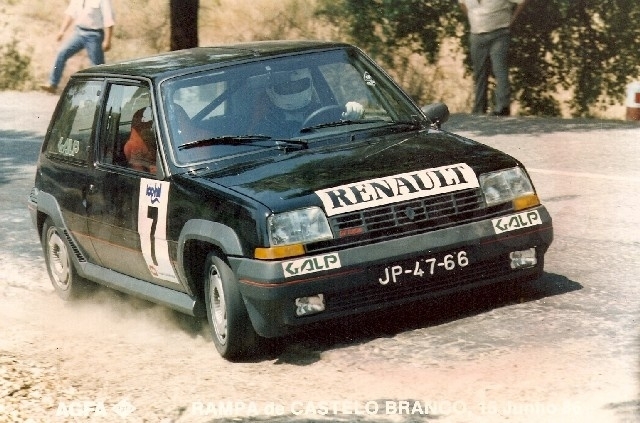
[232,205,553,337]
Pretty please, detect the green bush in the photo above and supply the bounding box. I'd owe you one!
[0,39,33,90]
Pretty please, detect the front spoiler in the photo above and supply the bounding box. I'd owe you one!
[231,206,553,337]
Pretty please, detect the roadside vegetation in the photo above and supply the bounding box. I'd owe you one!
[0,38,32,90]
[0,0,637,119]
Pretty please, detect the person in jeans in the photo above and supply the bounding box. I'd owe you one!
[459,0,527,116]
[40,0,115,94]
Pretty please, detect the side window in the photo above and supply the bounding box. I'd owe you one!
[99,83,157,174]
[45,80,102,162]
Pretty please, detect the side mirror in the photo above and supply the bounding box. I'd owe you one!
[421,103,450,129]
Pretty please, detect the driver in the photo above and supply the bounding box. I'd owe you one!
[124,107,157,174]
[253,69,364,138]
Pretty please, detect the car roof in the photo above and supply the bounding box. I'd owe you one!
[75,40,353,81]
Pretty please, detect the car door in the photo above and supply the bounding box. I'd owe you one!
[86,81,182,289]
[40,79,103,265]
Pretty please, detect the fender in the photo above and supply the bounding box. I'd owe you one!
[33,191,70,235]
[176,219,245,293]
[33,190,89,265]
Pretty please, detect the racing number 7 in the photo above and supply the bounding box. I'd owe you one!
[147,206,158,266]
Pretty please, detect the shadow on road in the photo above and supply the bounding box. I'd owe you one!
[604,399,640,422]
[445,113,639,137]
[0,129,43,186]
[267,272,582,365]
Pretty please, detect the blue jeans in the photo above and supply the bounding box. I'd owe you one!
[469,28,511,114]
[49,27,104,87]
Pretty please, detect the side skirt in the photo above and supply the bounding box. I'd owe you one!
[77,260,206,318]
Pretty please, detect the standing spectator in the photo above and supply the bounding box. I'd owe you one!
[40,0,115,94]
[459,0,527,116]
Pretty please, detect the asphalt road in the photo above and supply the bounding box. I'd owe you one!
[0,92,638,423]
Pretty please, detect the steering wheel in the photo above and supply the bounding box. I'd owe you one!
[301,105,344,129]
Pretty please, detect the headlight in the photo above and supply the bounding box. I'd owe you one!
[480,167,539,209]
[268,207,333,246]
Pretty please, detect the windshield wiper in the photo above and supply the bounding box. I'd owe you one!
[178,135,271,150]
[299,119,386,133]
[386,120,424,130]
[178,135,307,151]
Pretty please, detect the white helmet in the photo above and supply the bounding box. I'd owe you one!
[267,69,313,111]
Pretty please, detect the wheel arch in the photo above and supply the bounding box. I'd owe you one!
[34,191,67,235]
[177,219,245,299]
[33,191,88,266]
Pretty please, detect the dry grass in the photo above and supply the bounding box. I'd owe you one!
[0,0,627,118]
[0,0,341,91]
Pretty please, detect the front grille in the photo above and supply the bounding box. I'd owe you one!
[326,254,513,314]
[308,189,511,253]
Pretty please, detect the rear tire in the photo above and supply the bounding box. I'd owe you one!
[42,218,93,300]
[203,252,258,360]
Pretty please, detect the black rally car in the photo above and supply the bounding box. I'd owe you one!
[28,41,553,359]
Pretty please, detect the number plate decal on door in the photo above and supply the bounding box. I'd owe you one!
[138,178,180,283]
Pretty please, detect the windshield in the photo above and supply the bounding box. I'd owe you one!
[161,48,421,165]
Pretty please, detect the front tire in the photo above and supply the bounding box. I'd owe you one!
[42,217,92,300]
[203,253,258,360]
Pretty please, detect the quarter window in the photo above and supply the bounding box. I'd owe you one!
[45,80,102,162]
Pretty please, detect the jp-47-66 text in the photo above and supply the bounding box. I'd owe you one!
[379,251,469,285]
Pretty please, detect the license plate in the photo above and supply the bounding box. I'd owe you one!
[378,250,470,285]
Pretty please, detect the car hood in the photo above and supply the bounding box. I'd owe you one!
[192,130,520,214]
